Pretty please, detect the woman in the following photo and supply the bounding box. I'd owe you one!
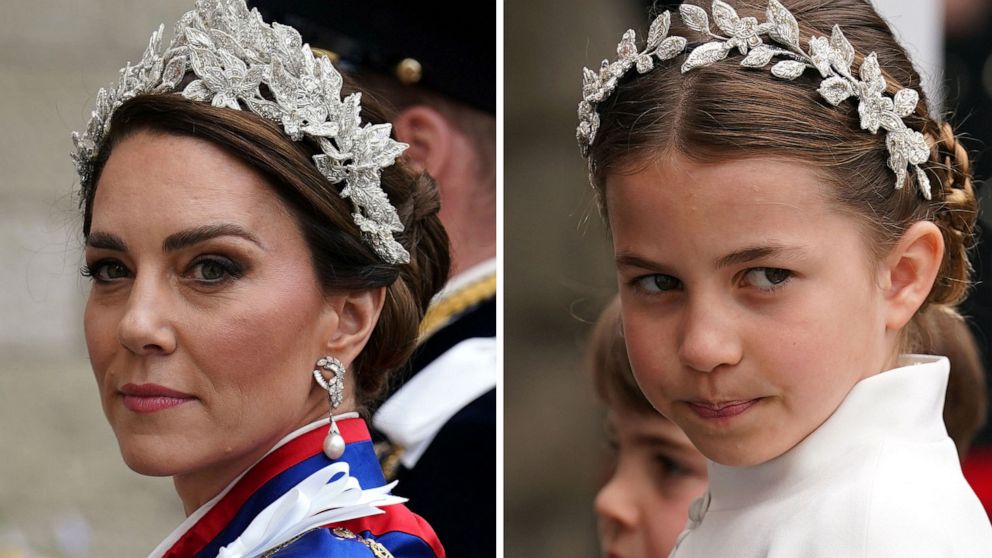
[72,1,448,556]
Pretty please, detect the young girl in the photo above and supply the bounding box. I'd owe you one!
[578,0,992,555]
[590,297,709,558]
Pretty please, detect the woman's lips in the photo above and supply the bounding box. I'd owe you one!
[687,399,760,419]
[120,383,195,413]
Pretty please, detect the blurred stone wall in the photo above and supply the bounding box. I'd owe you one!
[505,1,638,556]
[0,1,193,556]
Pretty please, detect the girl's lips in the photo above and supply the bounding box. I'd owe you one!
[119,383,195,413]
[687,399,760,419]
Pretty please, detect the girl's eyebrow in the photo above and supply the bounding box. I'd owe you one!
[715,244,807,269]
[85,231,127,252]
[615,252,670,272]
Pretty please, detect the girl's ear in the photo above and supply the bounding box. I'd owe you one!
[320,287,387,367]
[880,221,945,331]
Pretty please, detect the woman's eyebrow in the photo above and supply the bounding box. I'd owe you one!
[162,223,264,252]
[85,231,127,252]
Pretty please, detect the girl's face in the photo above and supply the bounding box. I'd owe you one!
[607,155,897,467]
[84,131,341,506]
[595,406,708,558]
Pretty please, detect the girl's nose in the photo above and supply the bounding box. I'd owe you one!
[677,298,743,373]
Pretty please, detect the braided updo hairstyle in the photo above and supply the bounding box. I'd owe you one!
[587,0,982,437]
[82,76,450,410]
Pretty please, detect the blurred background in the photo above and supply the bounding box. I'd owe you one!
[506,0,992,556]
[1,1,193,556]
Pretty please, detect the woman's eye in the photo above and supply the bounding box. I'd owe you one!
[635,274,682,293]
[742,267,792,290]
[189,257,242,283]
[81,260,130,282]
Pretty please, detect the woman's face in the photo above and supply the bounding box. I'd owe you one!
[607,155,896,467]
[84,131,340,496]
[595,406,708,558]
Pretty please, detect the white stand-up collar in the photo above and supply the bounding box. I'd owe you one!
[706,355,950,511]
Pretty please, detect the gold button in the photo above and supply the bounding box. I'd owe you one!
[395,57,423,84]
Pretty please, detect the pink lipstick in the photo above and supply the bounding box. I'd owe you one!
[120,383,194,413]
[688,399,759,420]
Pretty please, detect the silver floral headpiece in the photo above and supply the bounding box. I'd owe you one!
[577,0,933,199]
[72,0,411,263]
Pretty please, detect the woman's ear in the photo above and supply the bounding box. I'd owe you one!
[880,221,945,331]
[320,287,387,366]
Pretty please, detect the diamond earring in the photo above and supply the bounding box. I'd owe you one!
[313,356,346,459]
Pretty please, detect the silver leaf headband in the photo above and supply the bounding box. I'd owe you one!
[577,0,933,199]
[72,0,411,264]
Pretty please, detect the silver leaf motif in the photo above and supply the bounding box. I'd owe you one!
[829,26,854,75]
[766,0,799,49]
[680,4,711,34]
[646,11,671,50]
[817,76,853,105]
[740,45,775,68]
[712,0,740,37]
[655,36,688,61]
[681,42,730,72]
[770,60,806,80]
[893,88,919,117]
[70,0,411,264]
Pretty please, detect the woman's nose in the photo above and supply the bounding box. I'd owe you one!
[117,276,177,355]
[677,298,743,373]
[595,472,639,531]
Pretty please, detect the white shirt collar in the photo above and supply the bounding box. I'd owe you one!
[706,355,950,511]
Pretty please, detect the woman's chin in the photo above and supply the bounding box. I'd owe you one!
[116,438,192,477]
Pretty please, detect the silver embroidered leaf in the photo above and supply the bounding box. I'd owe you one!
[655,36,688,61]
[808,36,832,77]
[893,88,919,117]
[740,45,776,68]
[829,26,855,75]
[915,166,932,199]
[770,59,806,80]
[712,0,740,37]
[680,4,711,34]
[818,76,853,105]
[682,42,730,72]
[646,11,671,50]
[766,0,800,49]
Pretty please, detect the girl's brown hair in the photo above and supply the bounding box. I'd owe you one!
[589,297,661,417]
[587,0,983,438]
[82,84,449,409]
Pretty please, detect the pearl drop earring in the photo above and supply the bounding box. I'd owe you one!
[313,356,346,459]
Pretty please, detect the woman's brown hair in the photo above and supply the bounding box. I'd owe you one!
[81,81,450,410]
[587,0,982,423]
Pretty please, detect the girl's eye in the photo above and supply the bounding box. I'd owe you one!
[742,267,792,291]
[189,257,242,283]
[81,260,130,283]
[635,274,682,293]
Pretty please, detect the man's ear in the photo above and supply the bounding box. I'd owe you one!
[321,287,387,366]
[391,105,454,177]
[880,221,945,331]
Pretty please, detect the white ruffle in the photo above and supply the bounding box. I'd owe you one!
[216,461,405,558]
